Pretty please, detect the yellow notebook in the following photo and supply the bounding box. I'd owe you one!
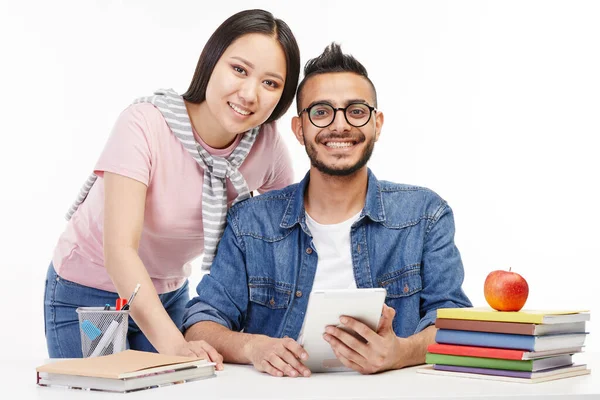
[436,307,590,324]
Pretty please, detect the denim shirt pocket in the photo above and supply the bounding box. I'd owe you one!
[377,263,423,298]
[248,278,292,310]
[376,264,423,337]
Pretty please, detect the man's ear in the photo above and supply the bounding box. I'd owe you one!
[374,110,384,142]
[291,116,305,145]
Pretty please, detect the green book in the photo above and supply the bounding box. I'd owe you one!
[425,353,573,372]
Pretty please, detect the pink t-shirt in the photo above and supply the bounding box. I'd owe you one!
[53,103,294,294]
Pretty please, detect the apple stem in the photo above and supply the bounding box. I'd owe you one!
[509,267,512,272]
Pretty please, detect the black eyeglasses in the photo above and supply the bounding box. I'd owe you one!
[299,102,377,128]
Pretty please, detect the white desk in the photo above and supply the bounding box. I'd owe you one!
[11,352,599,399]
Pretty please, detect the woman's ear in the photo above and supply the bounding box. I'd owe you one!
[291,116,305,145]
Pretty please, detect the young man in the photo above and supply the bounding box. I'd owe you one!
[182,43,472,377]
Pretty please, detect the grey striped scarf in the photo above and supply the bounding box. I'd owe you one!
[65,88,260,270]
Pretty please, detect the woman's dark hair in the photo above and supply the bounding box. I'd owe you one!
[182,9,300,124]
[296,42,377,113]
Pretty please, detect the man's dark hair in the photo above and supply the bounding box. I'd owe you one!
[296,42,377,114]
[182,9,300,124]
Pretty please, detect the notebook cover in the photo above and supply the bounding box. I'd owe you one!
[436,307,589,324]
[36,350,207,379]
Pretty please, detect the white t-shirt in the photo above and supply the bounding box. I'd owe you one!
[298,210,361,342]
[305,211,361,291]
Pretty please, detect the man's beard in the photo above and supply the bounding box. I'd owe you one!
[305,135,375,177]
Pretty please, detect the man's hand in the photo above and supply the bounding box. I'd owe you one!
[171,339,224,371]
[243,335,311,377]
[323,304,407,374]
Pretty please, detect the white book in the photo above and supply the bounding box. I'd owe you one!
[38,365,215,393]
[36,350,216,393]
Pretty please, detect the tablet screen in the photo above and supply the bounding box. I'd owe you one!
[299,288,387,373]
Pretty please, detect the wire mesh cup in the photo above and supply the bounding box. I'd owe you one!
[76,307,129,358]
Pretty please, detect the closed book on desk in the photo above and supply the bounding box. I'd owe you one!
[436,307,590,324]
[435,329,587,351]
[36,350,216,393]
[417,364,591,383]
[427,343,583,360]
[435,318,587,336]
[425,353,573,372]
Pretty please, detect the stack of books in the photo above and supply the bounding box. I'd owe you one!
[417,307,591,383]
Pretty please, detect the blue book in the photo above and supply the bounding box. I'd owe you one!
[435,329,587,351]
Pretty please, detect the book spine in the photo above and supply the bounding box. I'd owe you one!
[425,353,533,371]
[435,329,535,351]
[434,319,535,335]
[427,343,525,360]
[433,364,532,378]
[436,309,542,323]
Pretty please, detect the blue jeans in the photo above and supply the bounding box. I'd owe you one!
[44,263,190,358]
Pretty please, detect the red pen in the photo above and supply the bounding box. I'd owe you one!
[116,298,127,311]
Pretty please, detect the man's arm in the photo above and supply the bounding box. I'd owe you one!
[185,322,311,377]
[392,325,437,369]
[184,321,255,364]
[417,202,472,330]
[181,214,311,377]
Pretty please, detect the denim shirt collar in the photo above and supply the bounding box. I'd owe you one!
[280,168,386,231]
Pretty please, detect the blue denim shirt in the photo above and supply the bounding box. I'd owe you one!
[182,169,472,339]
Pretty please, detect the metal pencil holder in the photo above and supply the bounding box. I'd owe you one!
[76,307,129,358]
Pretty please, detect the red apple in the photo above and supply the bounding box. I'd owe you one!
[484,269,529,311]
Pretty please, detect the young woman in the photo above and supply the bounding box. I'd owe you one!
[44,9,300,364]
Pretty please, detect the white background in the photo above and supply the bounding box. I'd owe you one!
[0,0,598,362]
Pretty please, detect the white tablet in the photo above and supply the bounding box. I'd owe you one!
[298,288,387,373]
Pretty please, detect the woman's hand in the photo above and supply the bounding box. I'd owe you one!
[171,339,224,371]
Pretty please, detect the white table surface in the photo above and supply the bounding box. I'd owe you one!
[11,352,598,399]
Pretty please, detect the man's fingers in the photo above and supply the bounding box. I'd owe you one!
[325,325,369,358]
[261,359,284,377]
[332,348,364,373]
[283,337,309,361]
[279,345,311,377]
[251,337,312,377]
[268,353,299,377]
[377,304,396,333]
[338,316,381,346]
[324,332,365,366]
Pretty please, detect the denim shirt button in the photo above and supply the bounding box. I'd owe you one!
[269,298,275,306]
[295,291,303,298]
[305,247,313,255]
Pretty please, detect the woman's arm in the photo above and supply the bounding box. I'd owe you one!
[103,171,222,366]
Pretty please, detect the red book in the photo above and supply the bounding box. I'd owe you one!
[427,343,582,360]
